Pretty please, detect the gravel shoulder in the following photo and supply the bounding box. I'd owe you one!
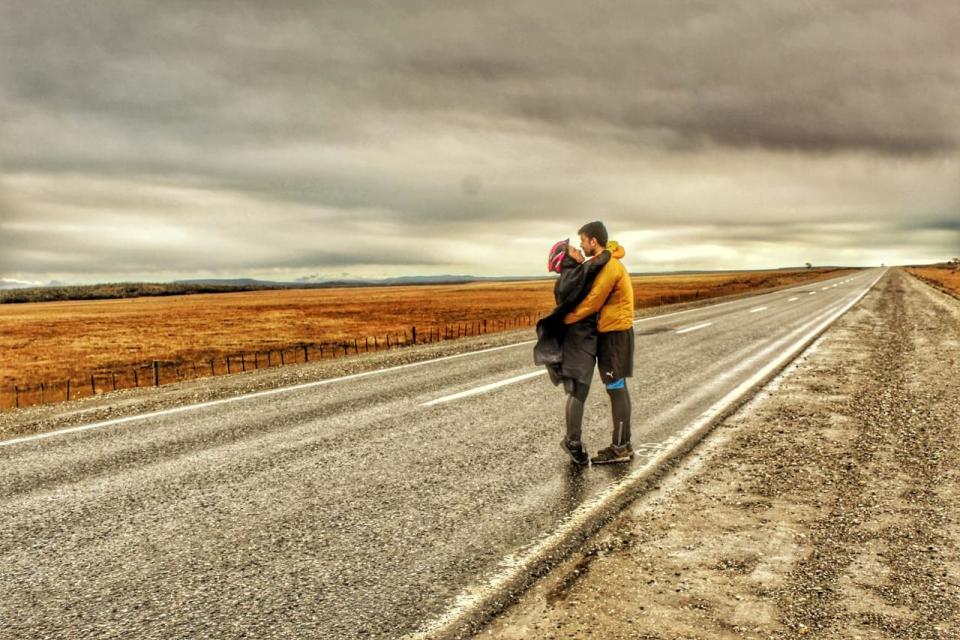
[481,268,960,639]
[0,278,842,442]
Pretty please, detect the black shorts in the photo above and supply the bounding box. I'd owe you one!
[597,327,634,385]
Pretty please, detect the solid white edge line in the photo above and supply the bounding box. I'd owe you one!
[0,269,870,449]
[421,371,547,407]
[787,297,799,302]
[405,267,886,640]
[675,321,713,334]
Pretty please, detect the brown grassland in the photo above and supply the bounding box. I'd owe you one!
[906,264,960,298]
[0,267,856,409]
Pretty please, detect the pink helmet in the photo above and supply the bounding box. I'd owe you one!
[547,238,568,273]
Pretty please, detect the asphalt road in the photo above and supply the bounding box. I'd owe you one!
[0,268,885,639]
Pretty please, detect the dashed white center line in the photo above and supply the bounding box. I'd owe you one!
[749,306,768,313]
[421,370,547,407]
[821,286,830,290]
[809,291,817,295]
[787,297,799,302]
[676,321,713,334]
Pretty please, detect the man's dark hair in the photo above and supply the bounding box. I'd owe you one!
[578,221,608,246]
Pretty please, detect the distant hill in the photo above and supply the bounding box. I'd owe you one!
[0,274,551,304]
[174,275,547,287]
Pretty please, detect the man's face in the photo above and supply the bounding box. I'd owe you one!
[579,233,600,257]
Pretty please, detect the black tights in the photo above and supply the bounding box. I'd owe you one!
[564,380,590,443]
[564,380,632,446]
[607,386,631,446]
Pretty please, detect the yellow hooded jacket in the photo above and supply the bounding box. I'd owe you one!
[562,240,634,332]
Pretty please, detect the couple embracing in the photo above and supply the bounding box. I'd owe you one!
[534,221,636,465]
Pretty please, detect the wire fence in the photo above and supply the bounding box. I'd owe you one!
[0,313,545,411]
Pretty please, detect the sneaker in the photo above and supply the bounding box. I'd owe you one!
[591,444,634,465]
[560,439,590,466]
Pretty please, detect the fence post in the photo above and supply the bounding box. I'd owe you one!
[112,372,117,391]
[281,350,286,365]
[210,358,215,375]
[241,353,246,372]
[133,368,139,387]
[14,385,19,409]
[91,375,96,395]
[226,356,232,374]
[40,382,45,404]
[66,379,71,401]
[412,326,417,344]
[303,345,309,362]
[153,361,160,385]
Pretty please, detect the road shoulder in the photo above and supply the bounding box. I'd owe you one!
[481,268,960,639]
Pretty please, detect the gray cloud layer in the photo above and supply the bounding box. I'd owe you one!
[1,1,958,282]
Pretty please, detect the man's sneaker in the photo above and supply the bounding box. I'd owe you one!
[560,439,590,465]
[591,444,634,465]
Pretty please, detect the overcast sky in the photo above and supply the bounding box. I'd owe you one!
[1,1,958,286]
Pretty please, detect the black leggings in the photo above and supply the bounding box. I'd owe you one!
[607,385,631,446]
[564,379,632,446]
[564,380,591,443]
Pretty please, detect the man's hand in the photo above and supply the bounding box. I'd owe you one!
[564,262,618,324]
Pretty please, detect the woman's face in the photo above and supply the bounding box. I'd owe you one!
[567,244,585,264]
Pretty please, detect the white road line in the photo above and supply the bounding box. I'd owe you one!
[632,270,856,326]
[748,306,768,313]
[676,321,713,334]
[821,286,830,290]
[407,269,888,640]
[420,370,546,407]
[1,268,873,448]
[809,291,817,295]
[0,340,538,449]
[787,297,799,302]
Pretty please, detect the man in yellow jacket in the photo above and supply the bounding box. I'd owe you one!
[563,221,635,464]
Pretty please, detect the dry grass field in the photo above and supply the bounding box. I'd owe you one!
[907,264,960,297]
[0,267,855,409]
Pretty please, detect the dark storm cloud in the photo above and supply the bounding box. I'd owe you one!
[1,1,958,281]
[0,221,445,275]
[4,1,958,162]
[899,215,960,233]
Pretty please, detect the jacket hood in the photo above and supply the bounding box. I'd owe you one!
[606,240,625,259]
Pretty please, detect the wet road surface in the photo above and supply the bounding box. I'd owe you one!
[0,268,884,639]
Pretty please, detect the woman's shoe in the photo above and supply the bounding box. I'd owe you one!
[560,439,590,465]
